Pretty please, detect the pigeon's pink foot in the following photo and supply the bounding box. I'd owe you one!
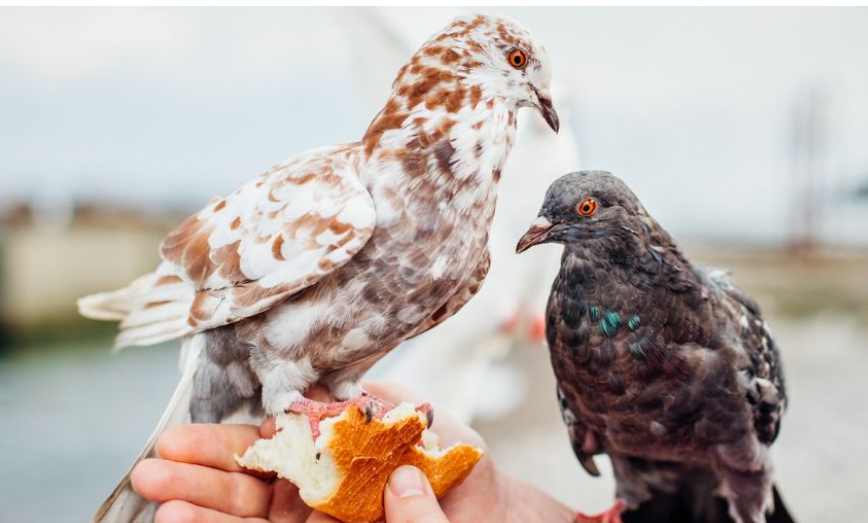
[530,312,547,344]
[288,393,431,440]
[499,308,521,334]
[575,500,626,523]
[288,396,355,440]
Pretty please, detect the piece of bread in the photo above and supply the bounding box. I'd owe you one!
[236,402,484,523]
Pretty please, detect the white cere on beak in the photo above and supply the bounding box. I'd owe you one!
[532,216,552,229]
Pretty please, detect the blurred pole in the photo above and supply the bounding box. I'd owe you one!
[788,87,828,253]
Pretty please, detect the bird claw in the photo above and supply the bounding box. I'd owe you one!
[287,393,398,439]
[287,395,434,439]
[287,397,349,440]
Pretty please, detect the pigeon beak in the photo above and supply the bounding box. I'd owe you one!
[516,216,554,253]
[533,88,559,134]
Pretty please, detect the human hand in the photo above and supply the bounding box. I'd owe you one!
[131,382,575,523]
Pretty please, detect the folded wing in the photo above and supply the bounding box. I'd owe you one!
[80,146,376,348]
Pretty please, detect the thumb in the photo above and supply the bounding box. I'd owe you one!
[384,466,450,523]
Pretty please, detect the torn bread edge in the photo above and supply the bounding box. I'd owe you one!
[236,402,484,523]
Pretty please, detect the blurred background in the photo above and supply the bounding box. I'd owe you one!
[1,7,867,522]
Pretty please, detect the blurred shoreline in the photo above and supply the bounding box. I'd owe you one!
[3,234,866,350]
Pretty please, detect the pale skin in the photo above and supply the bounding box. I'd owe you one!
[130,382,576,523]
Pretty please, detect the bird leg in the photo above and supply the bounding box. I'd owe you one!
[575,500,626,523]
[530,312,547,344]
[288,393,433,440]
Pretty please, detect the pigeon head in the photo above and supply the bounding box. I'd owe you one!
[389,14,558,132]
[517,171,652,256]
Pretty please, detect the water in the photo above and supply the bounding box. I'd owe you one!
[0,340,179,523]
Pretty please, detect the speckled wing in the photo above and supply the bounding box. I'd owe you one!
[706,267,787,445]
[557,385,602,477]
[408,249,491,339]
[112,146,376,347]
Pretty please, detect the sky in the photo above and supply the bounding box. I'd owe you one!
[1,7,867,245]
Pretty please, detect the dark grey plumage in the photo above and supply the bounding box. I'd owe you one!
[518,171,790,523]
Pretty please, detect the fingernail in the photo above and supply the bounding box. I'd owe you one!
[389,466,427,498]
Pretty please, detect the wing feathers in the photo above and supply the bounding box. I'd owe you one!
[80,145,376,347]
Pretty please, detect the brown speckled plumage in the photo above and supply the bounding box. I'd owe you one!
[80,15,558,523]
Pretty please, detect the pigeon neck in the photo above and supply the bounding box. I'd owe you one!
[359,92,517,192]
[560,232,699,297]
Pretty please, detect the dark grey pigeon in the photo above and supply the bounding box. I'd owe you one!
[517,171,793,523]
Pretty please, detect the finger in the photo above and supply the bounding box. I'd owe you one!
[384,466,450,523]
[270,478,314,523]
[305,511,343,523]
[157,423,262,473]
[363,381,484,449]
[260,417,276,438]
[304,384,333,402]
[155,500,270,523]
[132,458,271,518]
[362,381,426,405]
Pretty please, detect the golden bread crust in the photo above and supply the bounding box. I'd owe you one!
[314,406,483,522]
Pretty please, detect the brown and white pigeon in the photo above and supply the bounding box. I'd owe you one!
[517,172,792,523]
[334,7,581,423]
[79,14,558,523]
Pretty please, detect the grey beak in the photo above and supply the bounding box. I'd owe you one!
[534,88,559,134]
[516,216,554,253]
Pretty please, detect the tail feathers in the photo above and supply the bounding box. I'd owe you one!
[78,273,161,321]
[92,336,203,523]
[120,303,190,330]
[78,272,196,349]
[115,317,194,349]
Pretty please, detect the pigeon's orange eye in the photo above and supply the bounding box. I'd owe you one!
[507,49,527,69]
[576,198,597,217]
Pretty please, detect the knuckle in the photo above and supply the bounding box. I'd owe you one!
[227,474,260,516]
[390,498,448,523]
[156,425,205,460]
[155,500,197,523]
[130,458,174,499]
